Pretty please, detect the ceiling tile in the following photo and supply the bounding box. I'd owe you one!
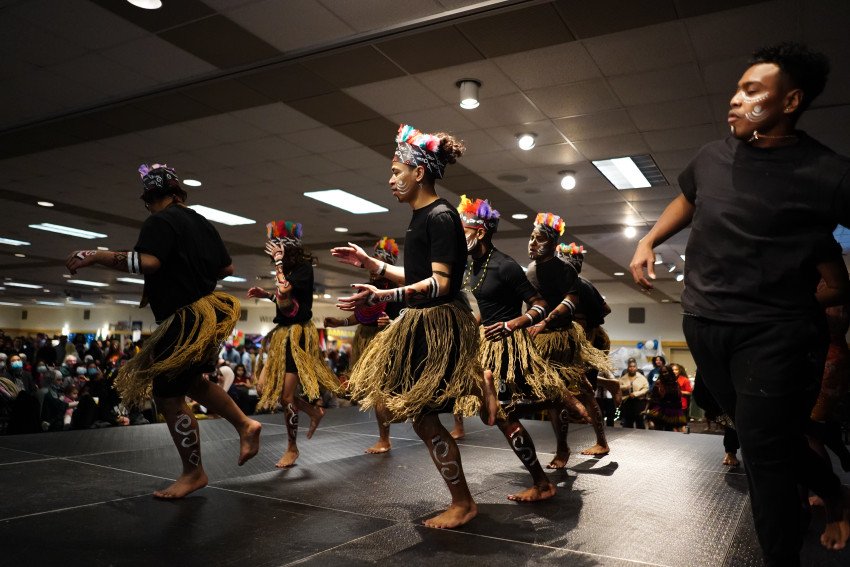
[229,103,324,134]
[458,150,528,173]
[89,0,215,34]
[553,109,637,141]
[414,60,519,105]
[388,107,476,135]
[376,26,483,74]
[279,154,349,176]
[488,120,567,151]
[0,14,89,67]
[159,14,280,69]
[318,0,444,32]
[627,96,713,131]
[323,146,387,170]
[134,92,217,122]
[136,123,222,152]
[608,64,706,106]
[281,127,361,154]
[182,114,271,144]
[809,39,850,108]
[303,46,404,89]
[100,35,217,86]
[583,21,694,76]
[458,3,574,58]
[335,117,398,148]
[554,0,677,39]
[493,41,600,90]
[798,105,850,156]
[288,92,382,126]
[652,148,699,170]
[450,129,503,156]
[463,93,546,129]
[513,142,584,167]
[573,133,650,161]
[526,79,621,118]
[802,0,850,43]
[182,79,272,112]
[345,76,447,116]
[700,57,749,95]
[641,123,717,152]
[240,64,335,102]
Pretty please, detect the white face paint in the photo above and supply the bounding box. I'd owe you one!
[395,179,412,194]
[466,234,478,252]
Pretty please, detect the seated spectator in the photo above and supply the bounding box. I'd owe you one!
[8,354,36,395]
[645,365,686,432]
[619,358,649,428]
[41,370,68,431]
[62,385,79,428]
[228,365,258,415]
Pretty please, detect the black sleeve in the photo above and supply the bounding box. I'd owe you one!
[134,215,175,262]
[832,168,850,228]
[501,258,538,304]
[678,157,698,204]
[561,261,579,296]
[428,210,461,267]
[286,263,313,292]
[215,232,232,270]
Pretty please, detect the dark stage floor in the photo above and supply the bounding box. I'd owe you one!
[1,406,848,566]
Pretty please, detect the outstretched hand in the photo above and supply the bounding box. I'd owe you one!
[265,240,285,262]
[629,242,656,289]
[331,242,373,270]
[483,321,511,342]
[65,250,98,275]
[247,287,270,300]
[527,320,546,338]
[336,283,379,311]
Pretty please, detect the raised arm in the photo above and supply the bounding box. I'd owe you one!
[629,194,695,289]
[336,262,451,310]
[331,242,405,285]
[66,249,161,275]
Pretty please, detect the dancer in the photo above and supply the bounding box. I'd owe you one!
[526,213,613,465]
[66,163,261,499]
[630,42,850,559]
[247,221,341,468]
[324,237,401,453]
[332,124,498,529]
[457,195,579,501]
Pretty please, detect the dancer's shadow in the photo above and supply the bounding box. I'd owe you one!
[568,459,619,476]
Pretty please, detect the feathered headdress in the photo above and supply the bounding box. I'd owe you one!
[373,237,399,265]
[138,163,180,200]
[534,212,566,241]
[393,124,447,179]
[457,194,500,232]
[266,220,303,246]
[557,242,584,257]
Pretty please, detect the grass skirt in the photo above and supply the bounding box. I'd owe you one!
[587,326,611,353]
[351,324,380,367]
[478,327,568,411]
[115,291,240,408]
[646,397,687,428]
[256,321,341,410]
[347,300,483,421]
[532,322,613,394]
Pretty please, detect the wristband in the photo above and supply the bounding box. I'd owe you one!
[525,313,535,325]
[378,262,386,277]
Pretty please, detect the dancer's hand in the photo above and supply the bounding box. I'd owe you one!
[336,283,380,310]
[629,240,656,289]
[377,312,390,328]
[484,321,512,341]
[528,320,547,338]
[324,316,346,328]
[331,242,376,271]
[265,240,285,262]
[66,250,98,275]
[247,287,271,300]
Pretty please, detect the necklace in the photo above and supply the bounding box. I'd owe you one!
[748,130,799,143]
[462,248,494,293]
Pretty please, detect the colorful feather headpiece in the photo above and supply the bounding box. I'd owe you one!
[393,124,447,179]
[138,163,180,200]
[373,237,399,265]
[457,194,500,232]
[557,242,585,257]
[266,220,303,246]
[534,212,566,241]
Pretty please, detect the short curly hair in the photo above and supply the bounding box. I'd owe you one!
[749,42,830,117]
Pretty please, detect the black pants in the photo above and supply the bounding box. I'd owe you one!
[619,397,645,428]
[683,315,841,567]
[597,397,615,426]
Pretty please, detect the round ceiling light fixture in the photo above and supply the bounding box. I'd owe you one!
[456,79,481,110]
[126,0,162,9]
[517,133,536,151]
[623,226,637,239]
[558,170,576,191]
[183,179,202,187]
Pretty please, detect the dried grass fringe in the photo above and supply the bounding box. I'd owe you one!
[587,326,611,353]
[256,321,342,410]
[115,291,240,408]
[532,322,613,394]
[347,300,483,421]
[351,324,380,367]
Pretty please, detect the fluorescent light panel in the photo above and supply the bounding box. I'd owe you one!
[0,237,30,246]
[6,282,42,289]
[29,223,107,239]
[222,276,247,283]
[0,301,22,306]
[67,279,109,287]
[116,277,145,284]
[593,157,651,189]
[36,301,64,306]
[115,299,140,305]
[68,300,94,306]
[303,190,388,215]
[188,205,255,226]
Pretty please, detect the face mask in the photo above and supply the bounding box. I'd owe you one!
[76,367,87,376]
[87,368,99,376]
[36,365,47,374]
[11,361,23,370]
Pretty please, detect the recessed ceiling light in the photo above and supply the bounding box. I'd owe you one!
[654,255,663,265]
[559,170,576,191]
[613,272,625,276]
[188,205,255,226]
[13,253,25,258]
[222,276,247,283]
[116,277,145,285]
[676,274,685,282]
[511,213,528,220]
[0,301,22,306]
[334,227,349,233]
[115,299,139,306]
[623,226,637,239]
[457,79,481,110]
[62,274,71,278]
[667,264,677,273]
[322,293,332,299]
[661,299,671,303]
[36,301,64,306]
[5,282,42,289]
[517,133,536,151]
[97,246,109,251]
[126,0,162,9]
[37,201,54,207]
[67,279,109,287]
[0,237,30,246]
[68,300,95,306]
[680,254,686,261]
[43,289,50,293]
[304,190,388,215]
[29,223,107,239]
[183,179,202,187]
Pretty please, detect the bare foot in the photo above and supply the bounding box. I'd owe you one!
[306,406,325,439]
[238,420,262,466]
[276,448,299,468]
[820,490,850,551]
[481,370,498,426]
[809,495,825,507]
[580,444,610,457]
[423,502,478,529]
[153,470,208,499]
[450,428,465,440]
[722,452,739,467]
[547,450,570,469]
[507,483,557,502]
[366,439,391,454]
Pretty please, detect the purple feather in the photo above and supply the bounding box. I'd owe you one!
[138,164,150,178]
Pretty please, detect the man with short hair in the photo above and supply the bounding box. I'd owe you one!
[630,42,850,561]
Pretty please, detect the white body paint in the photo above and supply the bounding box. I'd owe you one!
[431,435,461,485]
[174,413,200,466]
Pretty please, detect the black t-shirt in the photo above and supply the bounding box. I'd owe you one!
[526,256,579,329]
[403,198,467,308]
[273,262,313,326]
[574,276,607,329]
[135,206,231,322]
[679,133,850,322]
[468,248,538,325]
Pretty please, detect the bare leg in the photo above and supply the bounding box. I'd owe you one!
[598,376,622,407]
[276,371,300,468]
[499,418,556,502]
[293,397,324,439]
[577,376,610,456]
[413,413,478,529]
[154,395,208,498]
[547,403,571,469]
[188,378,261,466]
[366,402,392,453]
[450,414,465,439]
[821,487,850,551]
[478,370,498,426]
